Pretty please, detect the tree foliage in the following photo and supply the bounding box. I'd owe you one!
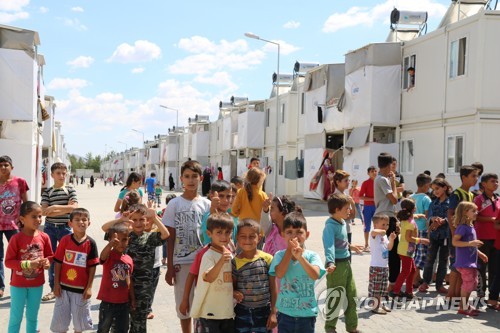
[68,152,102,172]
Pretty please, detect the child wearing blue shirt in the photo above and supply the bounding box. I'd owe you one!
[323,193,363,333]
[269,212,325,333]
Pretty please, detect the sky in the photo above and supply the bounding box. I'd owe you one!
[0,0,451,157]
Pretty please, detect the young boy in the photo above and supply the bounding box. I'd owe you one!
[41,162,78,301]
[447,165,479,299]
[323,193,363,332]
[374,153,400,292]
[155,183,162,208]
[0,155,29,298]
[270,211,325,332]
[411,173,432,290]
[50,208,99,333]
[332,170,357,249]
[144,172,157,204]
[369,214,396,314]
[97,222,135,333]
[102,204,169,332]
[233,219,277,332]
[162,160,211,333]
[190,213,235,331]
[359,166,377,251]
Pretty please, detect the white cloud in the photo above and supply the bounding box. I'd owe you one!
[96,92,123,103]
[0,10,28,22]
[47,78,89,90]
[262,40,300,55]
[0,0,29,11]
[194,72,238,90]
[283,20,300,29]
[323,0,448,33]
[39,7,49,14]
[131,67,145,74]
[67,56,94,69]
[62,18,87,31]
[108,40,162,63]
[71,7,84,13]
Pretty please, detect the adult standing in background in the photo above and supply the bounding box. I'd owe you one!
[169,173,175,191]
[90,175,95,188]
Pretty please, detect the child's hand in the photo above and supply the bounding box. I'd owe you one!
[121,211,131,222]
[165,266,176,286]
[110,232,120,248]
[130,298,136,312]
[262,192,273,212]
[53,283,62,298]
[395,221,401,234]
[420,238,430,245]
[211,191,220,213]
[220,247,232,263]
[41,258,50,270]
[147,200,153,208]
[389,232,397,240]
[326,263,336,274]
[266,312,278,329]
[291,245,304,260]
[233,291,244,303]
[179,298,190,315]
[30,258,44,269]
[469,240,483,248]
[350,244,364,254]
[82,287,92,300]
[479,252,488,263]
[287,237,300,252]
[146,208,156,220]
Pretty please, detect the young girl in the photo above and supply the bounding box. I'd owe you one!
[390,199,429,299]
[262,195,300,256]
[232,168,268,221]
[117,190,141,218]
[452,202,488,316]
[420,178,451,293]
[5,201,53,333]
[114,172,143,212]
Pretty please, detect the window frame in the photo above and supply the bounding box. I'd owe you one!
[279,155,284,176]
[400,139,414,174]
[446,134,464,174]
[281,103,285,123]
[449,36,467,79]
[403,54,416,90]
[265,108,270,127]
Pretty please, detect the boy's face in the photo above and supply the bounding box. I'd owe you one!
[335,203,351,220]
[51,169,67,184]
[212,189,232,212]
[0,161,13,177]
[113,232,130,252]
[207,227,232,249]
[462,170,479,188]
[422,182,431,192]
[374,218,389,231]
[368,169,378,179]
[251,160,260,168]
[180,169,202,192]
[129,211,147,234]
[390,161,398,172]
[69,214,90,234]
[282,226,309,245]
[236,226,260,252]
[336,177,349,191]
[482,177,499,193]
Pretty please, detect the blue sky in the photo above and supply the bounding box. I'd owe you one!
[1,0,450,156]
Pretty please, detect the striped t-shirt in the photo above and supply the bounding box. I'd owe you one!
[232,250,273,308]
[41,186,78,225]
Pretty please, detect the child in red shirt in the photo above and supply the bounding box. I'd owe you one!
[5,201,52,332]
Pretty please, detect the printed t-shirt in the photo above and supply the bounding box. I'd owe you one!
[162,196,211,265]
[411,193,431,231]
[473,193,500,240]
[41,186,78,225]
[97,249,134,304]
[454,225,478,268]
[190,247,234,319]
[232,250,273,308]
[189,245,211,276]
[53,234,99,293]
[0,176,29,230]
[397,220,417,257]
[126,231,164,281]
[374,175,395,217]
[370,234,389,268]
[269,249,325,318]
[359,178,375,206]
[5,231,53,287]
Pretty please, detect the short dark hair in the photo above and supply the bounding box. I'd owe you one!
[210,180,232,193]
[250,157,260,163]
[471,162,484,176]
[423,170,431,176]
[237,218,260,235]
[70,208,90,220]
[51,162,67,173]
[230,176,244,185]
[20,201,41,217]
[416,173,432,187]
[150,172,156,177]
[165,194,177,205]
[333,170,350,187]
[436,172,446,179]
[109,221,130,235]
[367,166,377,173]
[460,165,478,180]
[206,212,234,232]
[480,173,498,184]
[327,193,350,215]
[128,204,147,216]
[372,213,389,224]
[0,155,13,166]
[407,67,415,72]
[181,160,202,176]
[378,153,393,169]
[283,212,308,232]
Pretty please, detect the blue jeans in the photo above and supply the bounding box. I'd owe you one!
[277,313,316,333]
[234,303,271,333]
[362,205,376,232]
[9,285,43,333]
[97,301,130,333]
[44,223,72,290]
[0,229,19,290]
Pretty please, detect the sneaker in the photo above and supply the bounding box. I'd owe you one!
[363,246,371,253]
[388,291,400,299]
[418,283,429,293]
[401,292,419,300]
[42,291,55,301]
[436,286,448,294]
[457,309,479,316]
[371,308,387,315]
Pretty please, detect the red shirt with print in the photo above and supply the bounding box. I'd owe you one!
[97,249,134,303]
[53,234,99,293]
[0,176,29,231]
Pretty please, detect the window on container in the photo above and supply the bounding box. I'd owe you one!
[265,108,270,127]
[403,55,416,89]
[281,104,285,123]
[400,139,414,173]
[450,37,467,78]
[301,93,305,114]
[279,155,284,175]
[447,135,464,173]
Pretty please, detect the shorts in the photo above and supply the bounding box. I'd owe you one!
[148,192,155,202]
[362,205,376,232]
[50,289,93,332]
[195,317,234,333]
[368,266,389,297]
[414,230,428,270]
[456,267,478,293]
[174,263,195,320]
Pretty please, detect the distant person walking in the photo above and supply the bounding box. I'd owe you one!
[90,175,95,188]
[169,173,175,191]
